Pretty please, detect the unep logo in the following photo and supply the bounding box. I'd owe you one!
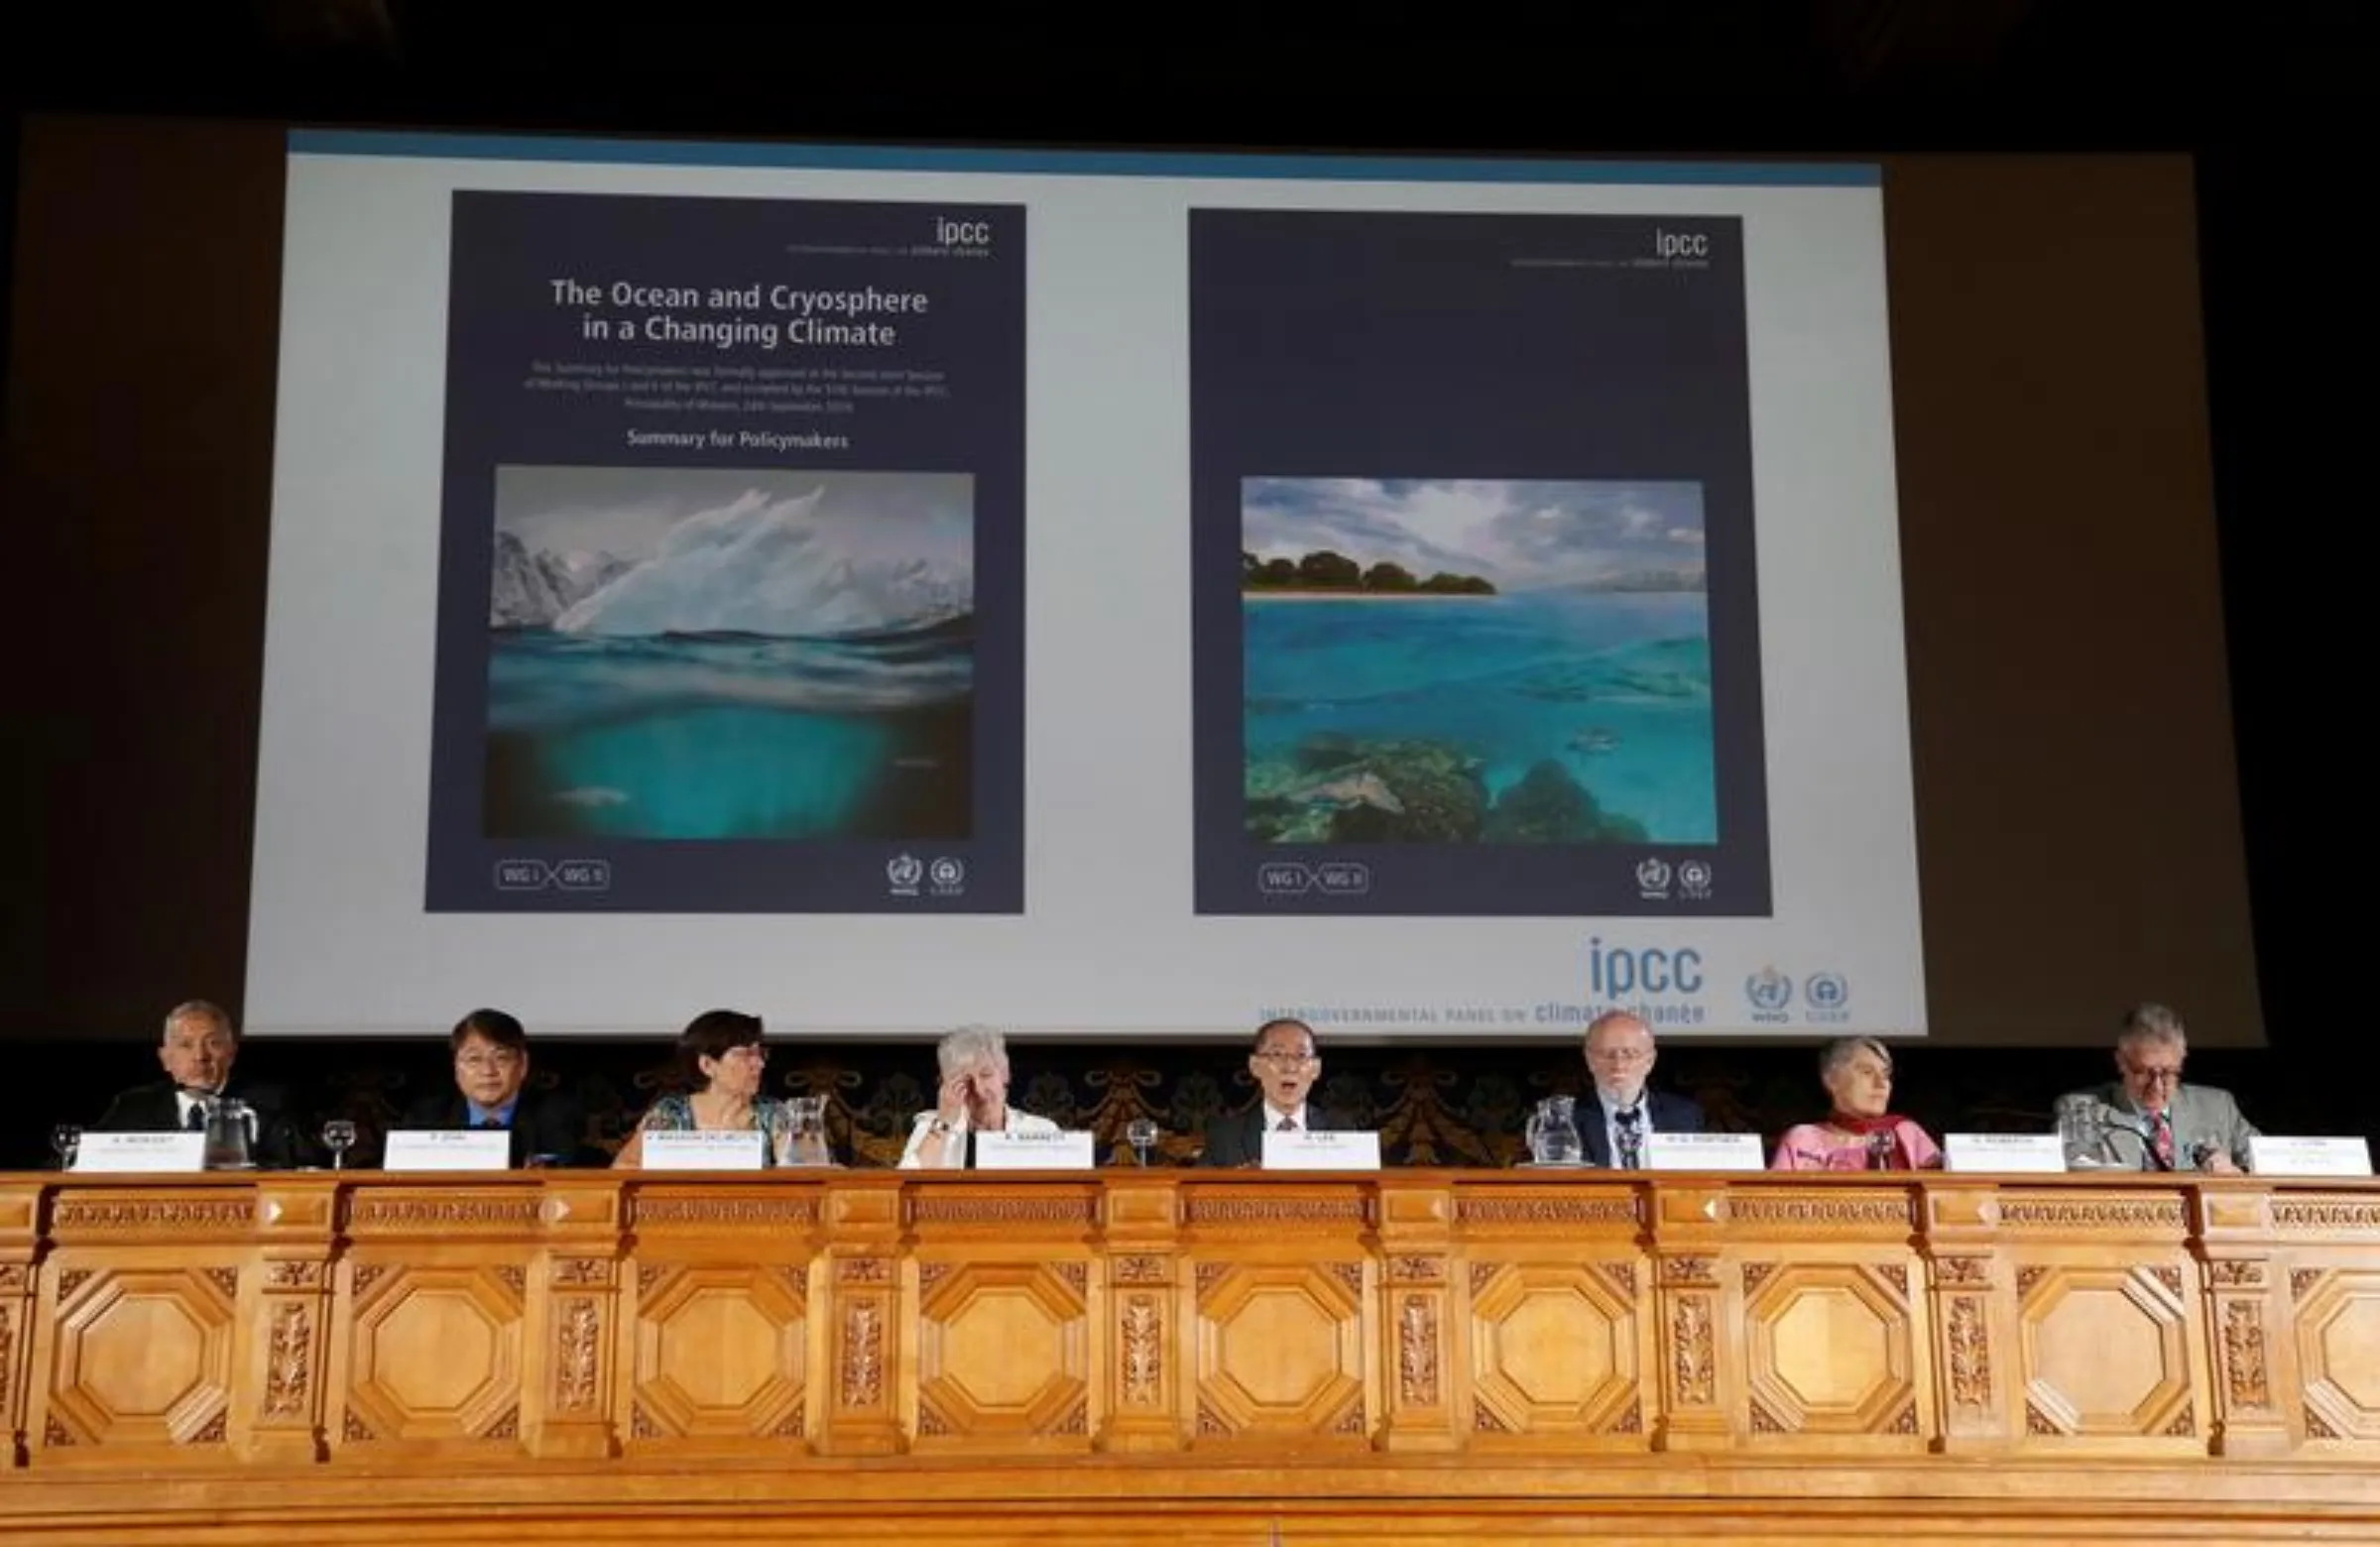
[1804,972,1850,1022]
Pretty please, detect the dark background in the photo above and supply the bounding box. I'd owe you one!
[0,4,2367,1166]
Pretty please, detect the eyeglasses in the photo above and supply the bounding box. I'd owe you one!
[457,1052,522,1073]
[2124,1063,2183,1086]
[1251,1051,1316,1067]
[1588,1047,1654,1065]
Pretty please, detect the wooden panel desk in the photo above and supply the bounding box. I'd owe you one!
[1,1170,2375,1544]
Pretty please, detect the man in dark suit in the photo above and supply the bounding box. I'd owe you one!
[1574,1010,1704,1168]
[396,1009,593,1167]
[92,1000,306,1167]
[1200,1017,1356,1167]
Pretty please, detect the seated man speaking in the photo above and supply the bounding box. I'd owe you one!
[1199,1017,1353,1167]
[397,1009,593,1167]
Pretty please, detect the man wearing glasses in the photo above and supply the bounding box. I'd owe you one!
[1576,1010,1703,1168]
[1199,1017,1352,1167]
[399,1009,594,1167]
[2060,1003,2256,1173]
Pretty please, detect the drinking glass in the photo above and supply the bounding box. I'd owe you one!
[1125,1118,1159,1166]
[51,1124,81,1171]
[321,1119,358,1171]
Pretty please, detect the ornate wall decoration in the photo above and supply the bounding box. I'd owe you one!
[553,1298,601,1413]
[841,1302,884,1408]
[1670,1295,1715,1406]
[2220,1299,2270,1410]
[1947,1295,1992,1407]
[1122,1295,1162,1406]
[1397,1295,1439,1406]
[264,1300,311,1417]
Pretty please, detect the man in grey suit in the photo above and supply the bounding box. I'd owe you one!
[2059,1003,2258,1173]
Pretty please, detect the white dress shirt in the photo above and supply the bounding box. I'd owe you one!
[898,1106,1059,1168]
[1261,1103,1311,1133]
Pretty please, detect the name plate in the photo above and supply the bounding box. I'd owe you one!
[1945,1132,2070,1174]
[2248,1135,2373,1178]
[383,1129,512,1171]
[973,1130,1098,1170]
[1261,1130,1381,1171]
[1644,1131,1766,1172]
[641,1129,766,1171]
[72,1131,206,1173]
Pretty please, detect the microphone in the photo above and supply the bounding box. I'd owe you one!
[2189,1140,2219,1170]
[1865,1130,1897,1170]
[2057,1095,2160,1170]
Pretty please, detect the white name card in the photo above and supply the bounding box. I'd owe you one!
[72,1131,206,1173]
[383,1129,512,1171]
[641,1129,766,1171]
[973,1130,1098,1170]
[1261,1130,1382,1171]
[1946,1132,2071,1174]
[2248,1135,2373,1178]
[1644,1131,1766,1172]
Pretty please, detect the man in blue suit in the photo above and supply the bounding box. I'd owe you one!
[1574,1010,1703,1168]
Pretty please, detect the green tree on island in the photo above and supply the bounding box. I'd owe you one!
[1244,549,1495,595]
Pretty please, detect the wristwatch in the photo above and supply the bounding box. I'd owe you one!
[928,1118,955,1136]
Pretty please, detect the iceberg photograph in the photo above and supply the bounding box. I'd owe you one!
[483,466,974,842]
[1241,477,1714,847]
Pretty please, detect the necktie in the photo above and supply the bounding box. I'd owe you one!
[1614,1107,1643,1167]
[2150,1110,2175,1169]
[1275,1117,1296,1132]
[185,1104,206,1131]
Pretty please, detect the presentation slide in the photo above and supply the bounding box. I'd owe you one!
[252,132,1917,1040]
[424,190,1024,912]
[1189,209,1767,916]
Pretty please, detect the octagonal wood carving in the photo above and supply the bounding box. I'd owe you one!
[632,1263,808,1441]
[1467,1260,1637,1436]
[914,1260,1089,1443]
[343,1264,524,1444]
[47,1266,236,1446]
[1739,1261,1917,1437]
[2291,1267,2380,1442]
[2016,1262,2194,1439]
[1194,1261,1365,1440]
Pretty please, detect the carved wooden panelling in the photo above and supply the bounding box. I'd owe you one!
[342,1265,525,1444]
[1741,1262,1918,1437]
[632,1196,818,1228]
[1193,1261,1366,1441]
[914,1261,1091,1443]
[1456,1196,1636,1227]
[1468,1261,1638,1436]
[909,1195,1098,1227]
[2289,1266,2380,1442]
[1185,1196,1369,1227]
[346,1197,541,1232]
[1729,1196,1912,1229]
[631,1264,805,1441]
[2016,1264,2195,1441]
[47,1266,238,1448]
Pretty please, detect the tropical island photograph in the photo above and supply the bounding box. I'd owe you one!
[1240,476,1717,847]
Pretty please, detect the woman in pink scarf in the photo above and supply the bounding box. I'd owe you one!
[1771,1035,1943,1171]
